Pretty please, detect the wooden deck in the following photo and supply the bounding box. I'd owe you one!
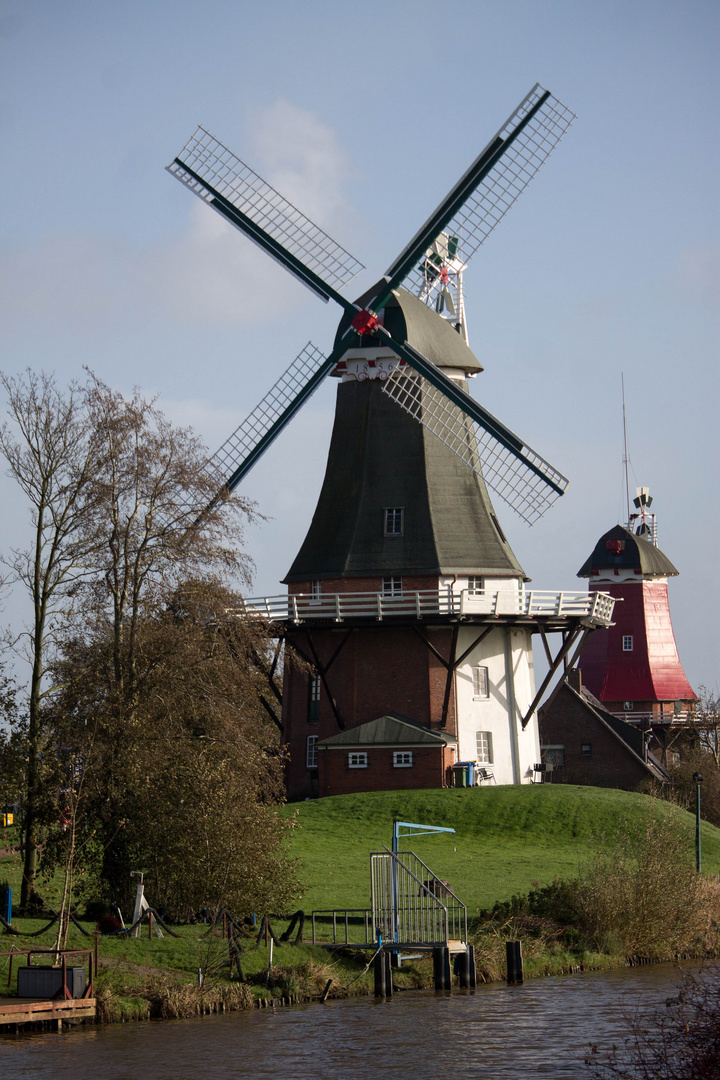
[0,995,96,1031]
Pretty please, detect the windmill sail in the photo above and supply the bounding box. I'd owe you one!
[381,366,568,525]
[211,342,333,491]
[167,127,364,303]
[170,86,575,518]
[382,85,576,301]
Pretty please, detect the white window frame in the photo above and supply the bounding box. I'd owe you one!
[468,576,484,595]
[476,731,493,764]
[310,580,322,605]
[382,577,403,598]
[622,635,634,652]
[306,735,318,769]
[384,508,404,537]
[348,751,368,769]
[393,751,413,768]
[308,674,321,723]
[472,665,490,699]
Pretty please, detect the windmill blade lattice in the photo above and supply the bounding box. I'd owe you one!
[381,367,568,524]
[167,127,364,296]
[212,342,330,491]
[387,85,576,297]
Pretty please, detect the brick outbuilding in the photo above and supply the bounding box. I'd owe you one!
[316,714,456,797]
[538,670,667,789]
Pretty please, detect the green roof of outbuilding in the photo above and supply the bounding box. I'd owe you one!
[577,525,679,578]
[317,714,454,748]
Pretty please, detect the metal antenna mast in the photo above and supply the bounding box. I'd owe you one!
[622,373,631,528]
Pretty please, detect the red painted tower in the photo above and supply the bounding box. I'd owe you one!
[577,493,696,733]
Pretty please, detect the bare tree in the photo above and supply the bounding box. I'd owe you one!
[0,371,103,908]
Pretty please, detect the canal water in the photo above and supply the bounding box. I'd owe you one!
[0,962,701,1079]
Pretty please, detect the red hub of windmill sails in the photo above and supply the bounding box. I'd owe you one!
[351,309,379,335]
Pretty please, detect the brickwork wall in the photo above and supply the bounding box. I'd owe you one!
[283,623,458,799]
[317,744,453,797]
[289,575,440,595]
[538,686,650,789]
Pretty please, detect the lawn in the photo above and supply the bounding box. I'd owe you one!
[282,786,720,913]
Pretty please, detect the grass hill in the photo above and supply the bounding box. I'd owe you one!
[283,786,720,914]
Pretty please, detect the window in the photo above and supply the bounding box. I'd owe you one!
[476,731,493,764]
[310,580,322,601]
[384,508,404,537]
[581,743,592,756]
[542,745,565,768]
[472,665,489,699]
[306,736,318,769]
[624,701,634,711]
[622,635,634,652]
[393,751,413,768]
[348,752,367,769]
[307,674,321,723]
[468,576,484,595]
[382,577,403,598]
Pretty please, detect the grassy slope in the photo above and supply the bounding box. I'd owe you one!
[283,786,720,914]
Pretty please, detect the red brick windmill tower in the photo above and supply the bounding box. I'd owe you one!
[577,487,697,756]
[168,87,615,798]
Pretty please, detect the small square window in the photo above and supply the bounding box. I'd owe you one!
[472,665,489,699]
[468,576,484,595]
[348,751,367,769]
[384,508,404,537]
[393,751,413,768]
[308,674,321,723]
[624,701,634,711]
[581,743,592,756]
[476,731,493,764]
[622,635,634,652]
[382,577,403,598]
[306,736,318,769]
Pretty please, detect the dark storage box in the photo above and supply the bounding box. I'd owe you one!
[17,965,86,999]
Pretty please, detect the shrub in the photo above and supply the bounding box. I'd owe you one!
[578,813,720,959]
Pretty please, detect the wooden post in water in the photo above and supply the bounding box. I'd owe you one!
[457,945,476,988]
[374,950,387,998]
[433,946,451,991]
[506,941,523,984]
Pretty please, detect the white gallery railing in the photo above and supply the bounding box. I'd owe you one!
[232,588,615,625]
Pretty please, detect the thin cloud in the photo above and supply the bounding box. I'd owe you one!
[0,102,359,334]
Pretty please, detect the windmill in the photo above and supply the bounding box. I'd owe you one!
[167,84,575,525]
[167,85,614,797]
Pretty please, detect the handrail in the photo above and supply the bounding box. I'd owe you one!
[370,848,467,947]
[230,588,614,626]
[310,909,372,945]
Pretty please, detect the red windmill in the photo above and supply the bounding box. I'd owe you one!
[577,487,697,758]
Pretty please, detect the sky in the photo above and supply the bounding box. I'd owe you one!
[0,0,718,691]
